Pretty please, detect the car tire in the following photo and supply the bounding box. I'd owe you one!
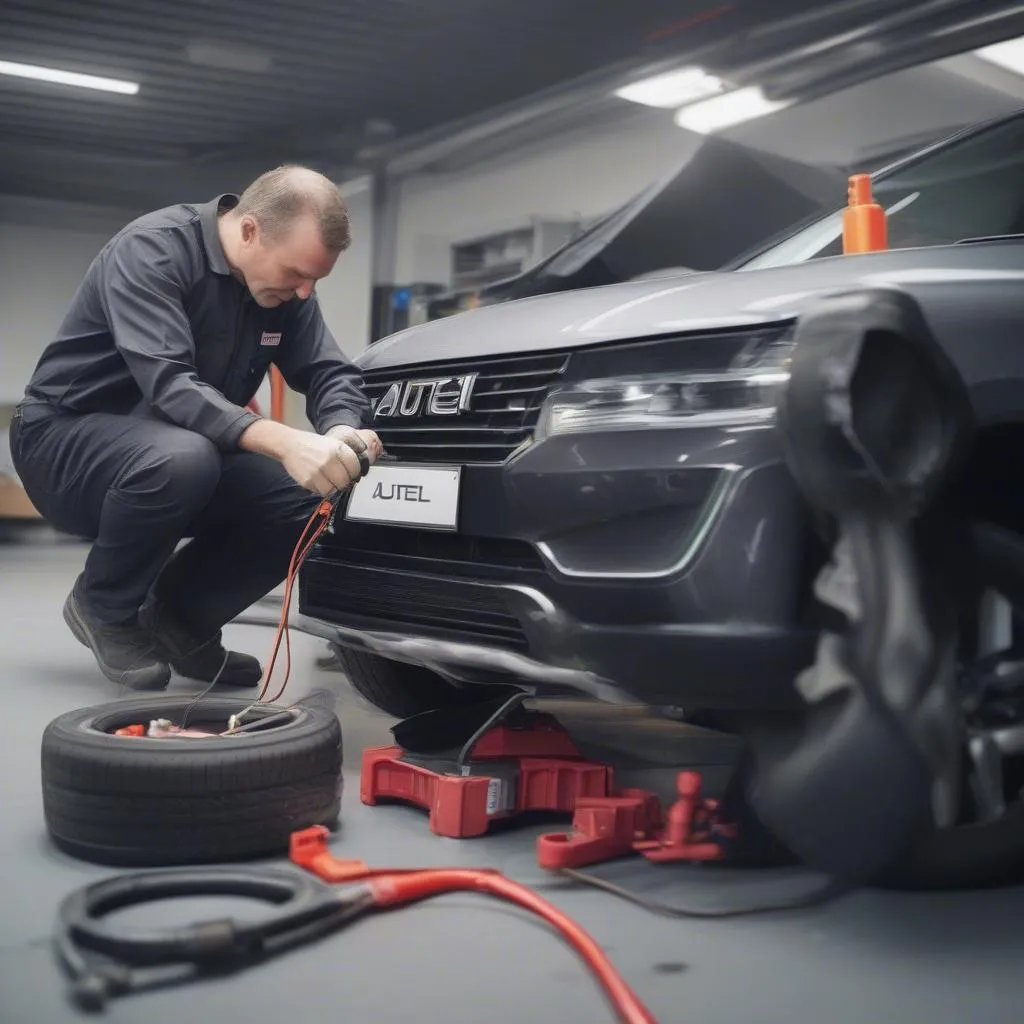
[735,747,1024,890]
[40,694,342,867]
[329,644,513,719]
[878,802,1024,890]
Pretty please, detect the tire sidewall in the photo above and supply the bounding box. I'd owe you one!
[879,802,1024,890]
[44,695,330,759]
[40,695,343,866]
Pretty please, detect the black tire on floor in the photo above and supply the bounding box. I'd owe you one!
[330,644,512,719]
[879,802,1024,891]
[40,695,342,867]
[735,745,1024,890]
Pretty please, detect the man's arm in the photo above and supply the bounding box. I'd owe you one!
[237,416,366,495]
[98,229,260,451]
[97,230,374,495]
[273,290,372,434]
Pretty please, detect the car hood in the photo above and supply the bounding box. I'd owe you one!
[474,134,846,303]
[356,241,1024,370]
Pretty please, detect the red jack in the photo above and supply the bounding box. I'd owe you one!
[359,702,737,871]
[537,770,735,871]
[360,714,612,838]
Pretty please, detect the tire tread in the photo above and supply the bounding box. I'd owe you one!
[39,696,343,866]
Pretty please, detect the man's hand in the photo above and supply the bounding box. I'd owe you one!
[237,419,383,497]
[281,432,364,496]
[327,425,384,466]
[358,428,384,463]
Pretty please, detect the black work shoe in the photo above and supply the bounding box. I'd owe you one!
[63,584,171,691]
[140,598,263,688]
[170,637,263,688]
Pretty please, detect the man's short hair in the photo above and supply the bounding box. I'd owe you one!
[235,165,352,253]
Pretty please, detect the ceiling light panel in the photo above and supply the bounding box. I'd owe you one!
[614,66,724,108]
[0,59,139,94]
[975,35,1024,76]
[674,86,790,133]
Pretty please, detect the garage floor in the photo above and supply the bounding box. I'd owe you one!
[3,537,1024,1024]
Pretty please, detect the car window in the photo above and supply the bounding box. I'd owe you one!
[740,116,1024,270]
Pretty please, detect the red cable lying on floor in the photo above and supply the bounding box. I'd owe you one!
[55,832,659,1022]
[289,825,659,1024]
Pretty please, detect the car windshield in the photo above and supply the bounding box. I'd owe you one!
[738,112,1024,271]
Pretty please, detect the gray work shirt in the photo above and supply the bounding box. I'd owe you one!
[21,193,370,450]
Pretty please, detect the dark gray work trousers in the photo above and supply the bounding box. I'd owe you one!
[8,401,320,632]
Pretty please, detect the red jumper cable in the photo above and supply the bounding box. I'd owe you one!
[289,824,659,1024]
[113,493,337,738]
[243,494,338,711]
[254,424,383,708]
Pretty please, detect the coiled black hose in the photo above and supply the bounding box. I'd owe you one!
[55,865,373,1012]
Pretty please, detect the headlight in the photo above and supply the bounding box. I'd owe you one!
[535,338,794,438]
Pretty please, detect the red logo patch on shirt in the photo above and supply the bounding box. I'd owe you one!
[260,332,282,347]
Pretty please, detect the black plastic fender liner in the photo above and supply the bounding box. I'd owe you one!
[745,287,975,884]
[776,286,976,522]
[40,695,343,867]
[748,517,960,882]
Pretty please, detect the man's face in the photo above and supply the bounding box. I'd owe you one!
[237,213,338,307]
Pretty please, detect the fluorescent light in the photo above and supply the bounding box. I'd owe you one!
[0,59,139,95]
[674,86,789,134]
[975,35,1024,76]
[615,67,724,108]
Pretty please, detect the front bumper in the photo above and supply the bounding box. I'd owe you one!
[298,423,818,710]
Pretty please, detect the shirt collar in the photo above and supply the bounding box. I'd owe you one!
[199,193,239,276]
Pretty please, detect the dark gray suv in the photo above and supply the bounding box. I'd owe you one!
[299,110,1024,729]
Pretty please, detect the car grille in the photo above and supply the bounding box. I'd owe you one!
[362,351,569,464]
[318,522,546,578]
[300,559,529,650]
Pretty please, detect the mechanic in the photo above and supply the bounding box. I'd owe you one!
[8,165,382,692]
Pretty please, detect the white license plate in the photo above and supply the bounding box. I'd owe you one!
[344,462,461,530]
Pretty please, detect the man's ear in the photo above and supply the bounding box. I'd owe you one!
[239,215,259,247]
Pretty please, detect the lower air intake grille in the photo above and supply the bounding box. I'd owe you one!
[317,522,545,576]
[300,560,528,650]
[363,351,568,464]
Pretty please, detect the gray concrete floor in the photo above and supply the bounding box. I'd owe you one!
[3,536,1024,1023]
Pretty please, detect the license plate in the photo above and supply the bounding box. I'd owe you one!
[344,462,461,530]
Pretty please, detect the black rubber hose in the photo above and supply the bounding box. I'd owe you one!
[55,866,373,1012]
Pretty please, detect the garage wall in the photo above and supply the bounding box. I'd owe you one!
[313,176,374,359]
[392,114,702,285]
[0,198,131,406]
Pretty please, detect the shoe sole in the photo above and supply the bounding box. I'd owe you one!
[170,661,263,688]
[175,676,262,688]
[64,593,171,692]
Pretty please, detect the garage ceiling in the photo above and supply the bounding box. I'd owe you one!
[2,0,1024,210]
